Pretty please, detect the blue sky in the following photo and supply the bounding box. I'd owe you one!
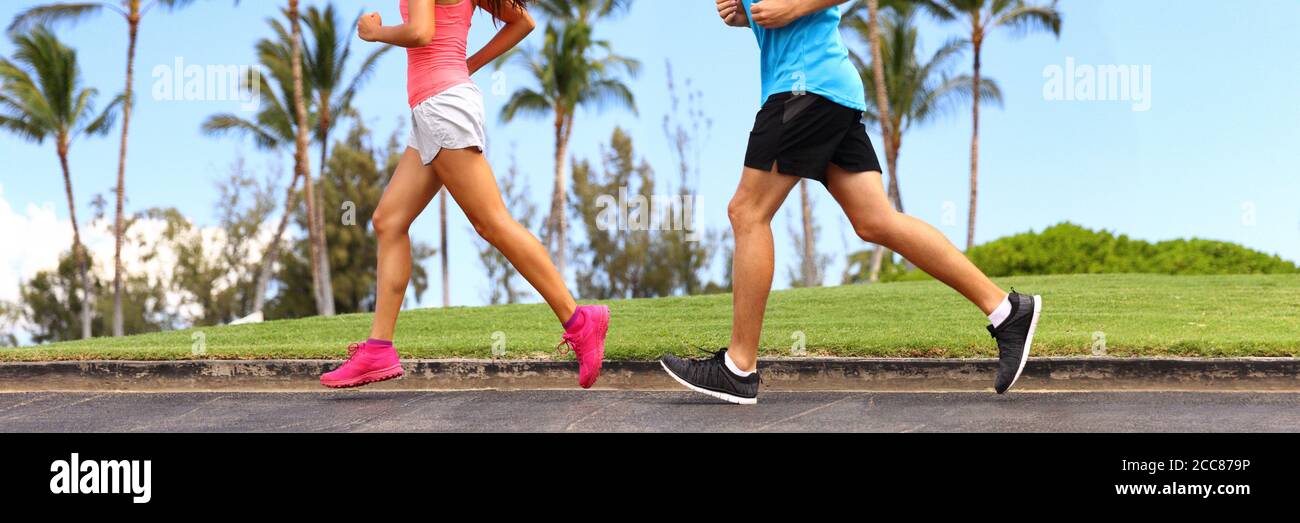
[2,0,1299,313]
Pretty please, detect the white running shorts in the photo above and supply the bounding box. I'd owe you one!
[407,82,487,165]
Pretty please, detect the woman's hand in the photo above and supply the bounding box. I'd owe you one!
[358,12,383,42]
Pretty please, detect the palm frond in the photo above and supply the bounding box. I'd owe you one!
[499,88,552,123]
[0,113,48,142]
[337,44,391,114]
[577,78,636,115]
[201,113,283,150]
[7,3,105,34]
[992,2,1062,37]
[81,91,124,136]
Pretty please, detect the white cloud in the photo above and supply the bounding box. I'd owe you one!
[0,183,87,304]
[0,184,286,340]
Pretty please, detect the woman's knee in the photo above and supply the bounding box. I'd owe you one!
[371,208,409,240]
[468,211,514,245]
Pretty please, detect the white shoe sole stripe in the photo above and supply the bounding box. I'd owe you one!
[1005,295,1041,392]
[659,360,758,405]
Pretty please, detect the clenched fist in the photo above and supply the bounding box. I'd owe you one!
[716,0,748,27]
[358,12,382,42]
[750,0,800,29]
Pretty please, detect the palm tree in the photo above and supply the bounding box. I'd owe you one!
[300,4,389,313]
[533,0,633,20]
[252,0,334,316]
[302,5,390,182]
[9,0,201,337]
[499,0,638,277]
[936,0,1060,249]
[202,12,325,317]
[0,27,122,339]
[847,2,1001,280]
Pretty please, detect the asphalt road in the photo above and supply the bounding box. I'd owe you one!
[2,391,1299,432]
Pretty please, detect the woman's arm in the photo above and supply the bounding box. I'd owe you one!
[467,1,536,75]
[358,0,437,48]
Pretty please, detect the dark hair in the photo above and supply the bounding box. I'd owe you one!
[476,0,533,25]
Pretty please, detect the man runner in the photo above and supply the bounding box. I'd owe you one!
[660,0,1041,404]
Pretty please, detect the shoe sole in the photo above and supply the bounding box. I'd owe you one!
[1001,295,1042,394]
[659,360,757,405]
[321,364,405,389]
[578,305,610,389]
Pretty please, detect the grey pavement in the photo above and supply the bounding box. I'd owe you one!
[2,391,1299,432]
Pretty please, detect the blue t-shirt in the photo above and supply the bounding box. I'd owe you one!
[741,0,866,111]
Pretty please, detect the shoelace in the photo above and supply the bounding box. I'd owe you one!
[694,347,761,384]
[695,347,726,360]
[345,342,364,361]
[556,332,579,356]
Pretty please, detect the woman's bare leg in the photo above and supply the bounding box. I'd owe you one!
[369,148,443,341]
[824,165,1006,314]
[432,148,577,324]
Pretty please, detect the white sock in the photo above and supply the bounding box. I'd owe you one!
[724,351,755,377]
[988,294,1012,328]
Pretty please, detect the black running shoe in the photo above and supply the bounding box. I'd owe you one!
[987,291,1042,394]
[660,349,760,405]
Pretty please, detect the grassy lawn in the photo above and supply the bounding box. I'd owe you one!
[4,274,1298,361]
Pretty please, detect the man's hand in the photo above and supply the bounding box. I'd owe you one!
[749,0,803,29]
[716,0,749,27]
[358,12,383,42]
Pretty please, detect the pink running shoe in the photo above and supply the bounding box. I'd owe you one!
[558,305,610,389]
[320,341,404,389]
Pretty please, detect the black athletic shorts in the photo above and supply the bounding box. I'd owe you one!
[743,92,882,184]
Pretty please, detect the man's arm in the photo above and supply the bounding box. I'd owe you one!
[750,0,849,29]
[358,0,436,48]
[716,0,750,28]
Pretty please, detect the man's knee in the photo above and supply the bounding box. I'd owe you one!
[853,210,899,244]
[728,196,770,234]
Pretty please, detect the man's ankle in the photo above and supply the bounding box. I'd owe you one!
[725,349,758,375]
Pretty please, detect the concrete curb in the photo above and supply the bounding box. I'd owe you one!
[2,357,1300,392]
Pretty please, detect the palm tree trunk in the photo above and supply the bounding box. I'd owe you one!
[314,94,335,316]
[314,172,334,315]
[111,12,141,337]
[58,144,91,339]
[868,138,903,282]
[547,110,570,276]
[287,0,331,316]
[799,179,817,287]
[252,171,302,314]
[440,189,449,307]
[864,0,900,284]
[966,35,983,251]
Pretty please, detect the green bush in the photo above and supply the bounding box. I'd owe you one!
[967,222,1299,276]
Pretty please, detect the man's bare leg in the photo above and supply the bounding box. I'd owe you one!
[726,166,801,372]
[824,164,1006,314]
[826,165,1041,394]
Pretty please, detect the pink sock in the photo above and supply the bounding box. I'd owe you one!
[564,308,586,332]
[366,338,393,347]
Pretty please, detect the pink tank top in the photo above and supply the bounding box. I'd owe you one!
[401,0,474,108]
